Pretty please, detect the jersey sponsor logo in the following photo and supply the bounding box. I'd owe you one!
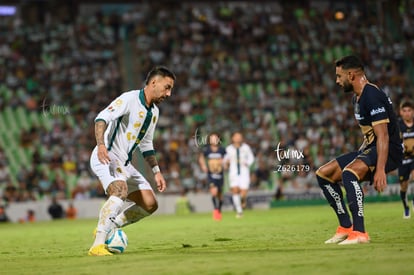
[351,180,364,217]
[133,122,141,128]
[402,131,414,138]
[324,185,345,214]
[208,152,224,159]
[370,107,386,116]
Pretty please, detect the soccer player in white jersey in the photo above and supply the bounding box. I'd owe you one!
[88,66,176,256]
[224,132,255,218]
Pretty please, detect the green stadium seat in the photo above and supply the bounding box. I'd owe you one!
[40,113,53,131]
[66,115,76,128]
[0,111,7,130]
[2,107,15,131]
[29,111,40,127]
[17,148,29,167]
[0,132,12,148]
[16,106,30,131]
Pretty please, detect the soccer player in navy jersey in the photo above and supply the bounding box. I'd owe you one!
[316,55,403,244]
[198,133,227,221]
[397,99,414,219]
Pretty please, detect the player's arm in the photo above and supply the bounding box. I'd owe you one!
[222,151,228,170]
[198,151,208,173]
[95,120,110,164]
[372,122,389,192]
[223,148,231,169]
[144,153,166,192]
[246,146,255,167]
[94,92,131,164]
[140,112,166,192]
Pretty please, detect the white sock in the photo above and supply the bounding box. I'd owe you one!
[92,195,124,247]
[232,194,243,214]
[114,202,150,227]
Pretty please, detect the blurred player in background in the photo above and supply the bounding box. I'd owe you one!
[198,133,226,221]
[88,66,176,256]
[398,99,414,219]
[316,55,403,245]
[225,132,255,218]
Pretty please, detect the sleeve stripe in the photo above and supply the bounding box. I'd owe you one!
[372,119,389,126]
[95,118,107,123]
[142,150,155,157]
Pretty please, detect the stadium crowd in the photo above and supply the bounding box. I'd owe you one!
[0,1,413,206]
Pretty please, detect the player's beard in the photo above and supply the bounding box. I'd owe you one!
[153,96,166,105]
[342,81,354,93]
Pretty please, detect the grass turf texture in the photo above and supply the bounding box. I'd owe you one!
[1,202,413,275]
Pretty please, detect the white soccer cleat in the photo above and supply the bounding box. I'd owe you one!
[324,226,353,244]
[403,207,410,219]
[338,231,370,245]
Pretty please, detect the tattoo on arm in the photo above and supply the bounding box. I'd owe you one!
[145,155,158,168]
[95,121,107,146]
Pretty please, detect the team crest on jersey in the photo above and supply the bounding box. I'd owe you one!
[139,111,144,118]
[126,132,136,141]
[115,98,123,106]
[116,167,123,174]
[108,106,115,112]
[134,122,141,128]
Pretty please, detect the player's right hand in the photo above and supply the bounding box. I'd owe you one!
[97,144,110,164]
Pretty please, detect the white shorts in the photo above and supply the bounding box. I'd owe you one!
[229,174,250,190]
[90,147,153,194]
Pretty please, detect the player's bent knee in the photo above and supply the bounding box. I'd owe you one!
[316,167,337,183]
[343,164,367,181]
[143,201,158,214]
[400,181,409,192]
[107,181,128,200]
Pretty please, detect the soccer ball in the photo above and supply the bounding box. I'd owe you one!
[105,229,128,253]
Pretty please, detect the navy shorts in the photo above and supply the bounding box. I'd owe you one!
[208,177,224,191]
[398,158,414,181]
[336,145,403,182]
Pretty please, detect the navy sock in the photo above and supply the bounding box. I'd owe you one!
[212,196,219,210]
[342,170,365,232]
[400,191,408,209]
[317,175,352,228]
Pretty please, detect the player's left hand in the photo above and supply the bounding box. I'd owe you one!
[373,170,387,192]
[154,172,167,192]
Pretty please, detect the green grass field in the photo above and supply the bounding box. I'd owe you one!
[1,202,413,275]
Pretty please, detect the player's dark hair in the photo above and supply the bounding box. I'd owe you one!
[145,66,176,85]
[208,132,221,145]
[400,99,414,109]
[335,55,364,71]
